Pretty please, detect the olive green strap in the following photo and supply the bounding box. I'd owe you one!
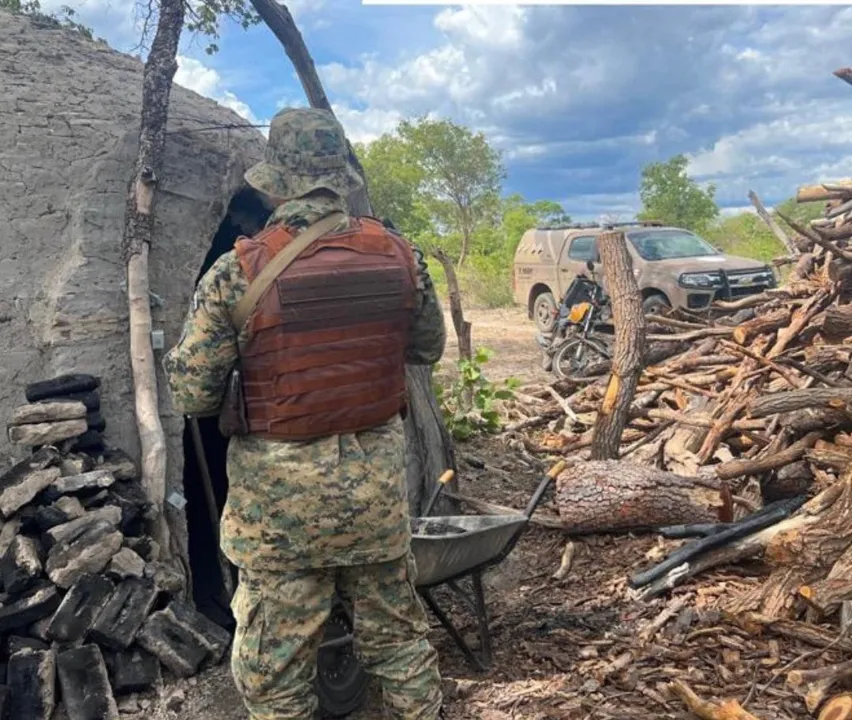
[231,211,346,331]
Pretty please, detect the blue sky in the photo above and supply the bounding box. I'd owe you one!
[44,1,852,222]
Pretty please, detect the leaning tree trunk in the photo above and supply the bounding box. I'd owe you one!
[590,231,646,460]
[121,0,185,581]
[433,249,471,361]
[247,0,458,514]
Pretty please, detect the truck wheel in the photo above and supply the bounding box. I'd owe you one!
[533,292,557,332]
[642,294,670,316]
[316,600,368,717]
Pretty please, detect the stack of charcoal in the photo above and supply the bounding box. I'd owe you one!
[6,374,107,454]
[0,377,231,720]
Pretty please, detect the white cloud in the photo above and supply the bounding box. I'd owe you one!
[175,55,262,126]
[331,104,404,144]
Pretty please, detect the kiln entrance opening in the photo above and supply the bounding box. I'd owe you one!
[182,187,271,628]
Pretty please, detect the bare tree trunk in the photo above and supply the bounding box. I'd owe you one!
[248,0,457,514]
[122,0,185,574]
[590,231,646,460]
[748,190,798,256]
[433,249,471,361]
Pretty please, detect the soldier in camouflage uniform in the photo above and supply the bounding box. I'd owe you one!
[163,107,446,720]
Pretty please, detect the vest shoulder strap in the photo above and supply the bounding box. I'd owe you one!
[231,211,346,331]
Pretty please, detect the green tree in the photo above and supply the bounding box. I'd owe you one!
[638,154,719,233]
[1,0,96,39]
[353,136,430,239]
[397,117,506,267]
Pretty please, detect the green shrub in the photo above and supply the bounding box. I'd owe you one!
[434,347,520,440]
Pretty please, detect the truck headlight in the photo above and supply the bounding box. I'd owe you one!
[678,272,720,289]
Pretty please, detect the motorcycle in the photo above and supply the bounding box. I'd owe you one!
[537,260,613,379]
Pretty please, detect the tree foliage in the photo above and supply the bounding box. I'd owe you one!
[1,0,96,39]
[638,154,719,233]
[395,118,506,267]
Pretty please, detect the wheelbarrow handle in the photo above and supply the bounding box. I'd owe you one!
[523,460,567,519]
[422,469,455,517]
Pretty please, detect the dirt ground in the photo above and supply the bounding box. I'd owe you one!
[121,307,836,720]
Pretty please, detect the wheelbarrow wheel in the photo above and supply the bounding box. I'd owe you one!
[316,599,368,717]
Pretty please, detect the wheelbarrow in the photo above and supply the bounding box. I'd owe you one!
[315,460,567,716]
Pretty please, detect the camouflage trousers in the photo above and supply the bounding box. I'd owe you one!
[230,552,443,720]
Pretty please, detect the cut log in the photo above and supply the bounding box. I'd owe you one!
[819,694,852,720]
[56,645,119,720]
[590,231,646,460]
[0,466,61,520]
[788,660,852,714]
[669,679,762,720]
[11,401,87,425]
[765,461,813,502]
[7,648,56,720]
[715,431,822,481]
[797,181,852,204]
[555,461,725,533]
[750,388,852,419]
[823,305,852,340]
[797,542,852,616]
[731,308,790,346]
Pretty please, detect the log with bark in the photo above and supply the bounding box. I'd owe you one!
[590,231,646,460]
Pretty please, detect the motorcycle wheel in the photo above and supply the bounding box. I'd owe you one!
[552,336,612,380]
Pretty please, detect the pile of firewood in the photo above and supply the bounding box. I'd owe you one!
[501,176,852,608]
[0,375,229,720]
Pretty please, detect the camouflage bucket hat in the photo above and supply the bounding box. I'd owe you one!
[245,107,364,201]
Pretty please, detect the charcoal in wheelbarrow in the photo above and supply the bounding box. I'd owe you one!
[410,518,467,536]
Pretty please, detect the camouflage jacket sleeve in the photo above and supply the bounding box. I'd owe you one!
[162,252,245,416]
[406,244,446,365]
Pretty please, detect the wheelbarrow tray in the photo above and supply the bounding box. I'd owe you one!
[411,514,527,587]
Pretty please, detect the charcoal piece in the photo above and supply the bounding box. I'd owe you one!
[49,470,115,498]
[44,506,122,548]
[7,648,56,720]
[25,374,100,403]
[59,454,95,477]
[0,684,7,720]
[106,549,145,581]
[45,520,123,589]
[167,599,231,665]
[28,617,52,642]
[11,401,87,425]
[123,537,159,563]
[16,507,44,535]
[44,391,100,413]
[34,497,86,532]
[57,645,118,720]
[0,520,21,559]
[136,609,208,678]
[8,419,88,447]
[144,561,185,596]
[80,490,110,509]
[96,450,137,482]
[108,647,161,695]
[46,574,115,643]
[2,536,43,594]
[67,431,105,453]
[105,482,155,537]
[0,447,61,519]
[0,584,61,633]
[8,636,48,656]
[85,412,106,434]
[89,578,157,650]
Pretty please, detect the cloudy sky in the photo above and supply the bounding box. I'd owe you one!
[42,1,852,221]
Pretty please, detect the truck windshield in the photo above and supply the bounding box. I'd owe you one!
[626,229,720,260]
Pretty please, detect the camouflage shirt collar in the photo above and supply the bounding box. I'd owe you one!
[265,194,349,230]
